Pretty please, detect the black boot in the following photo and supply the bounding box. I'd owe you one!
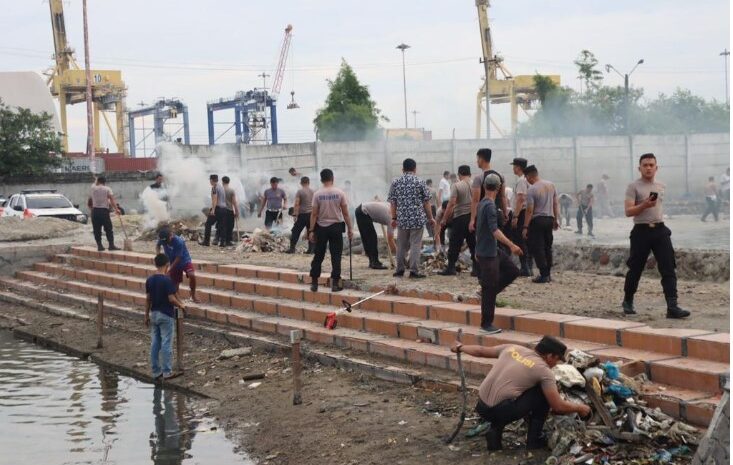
[526,418,548,450]
[437,263,457,276]
[485,424,504,451]
[369,259,388,270]
[96,242,105,252]
[285,243,296,254]
[622,297,636,315]
[310,277,318,292]
[331,278,343,292]
[108,244,121,251]
[666,297,691,319]
[305,243,314,254]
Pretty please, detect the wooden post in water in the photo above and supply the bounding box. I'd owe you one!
[291,330,303,405]
[96,294,104,349]
[176,309,185,373]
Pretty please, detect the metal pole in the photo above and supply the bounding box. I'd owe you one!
[96,294,104,349]
[82,0,94,173]
[624,74,630,134]
[290,330,303,405]
[401,50,408,128]
[176,310,185,372]
[484,63,491,139]
[721,49,730,106]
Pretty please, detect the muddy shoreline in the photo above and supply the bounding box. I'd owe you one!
[0,302,545,465]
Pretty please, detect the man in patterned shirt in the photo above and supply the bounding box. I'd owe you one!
[388,158,436,278]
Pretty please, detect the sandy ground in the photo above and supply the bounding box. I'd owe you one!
[139,240,730,333]
[0,303,549,465]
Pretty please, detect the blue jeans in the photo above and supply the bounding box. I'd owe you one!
[150,311,175,377]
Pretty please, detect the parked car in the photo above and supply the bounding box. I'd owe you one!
[2,190,88,223]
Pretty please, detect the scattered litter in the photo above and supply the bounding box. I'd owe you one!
[235,228,292,253]
[248,382,262,389]
[398,420,407,426]
[553,364,586,388]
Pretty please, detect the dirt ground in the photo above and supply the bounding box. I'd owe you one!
[137,240,731,333]
[0,303,546,465]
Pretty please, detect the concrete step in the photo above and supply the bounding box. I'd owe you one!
[0,274,720,427]
[61,250,731,364]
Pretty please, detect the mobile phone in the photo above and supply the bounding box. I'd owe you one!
[649,192,658,201]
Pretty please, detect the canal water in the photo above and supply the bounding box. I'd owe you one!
[0,330,252,464]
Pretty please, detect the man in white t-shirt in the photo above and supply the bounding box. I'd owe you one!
[439,171,451,205]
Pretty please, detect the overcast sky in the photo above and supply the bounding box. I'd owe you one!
[0,0,729,153]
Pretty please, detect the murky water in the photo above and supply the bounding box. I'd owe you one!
[0,330,252,465]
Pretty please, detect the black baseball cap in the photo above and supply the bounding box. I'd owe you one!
[510,157,528,169]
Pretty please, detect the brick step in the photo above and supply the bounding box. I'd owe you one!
[60,251,731,363]
[0,275,720,427]
[12,267,729,398]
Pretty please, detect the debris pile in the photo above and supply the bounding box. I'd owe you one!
[421,250,471,274]
[235,228,291,253]
[137,216,203,242]
[544,350,700,464]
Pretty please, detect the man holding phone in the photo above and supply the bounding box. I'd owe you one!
[622,153,690,319]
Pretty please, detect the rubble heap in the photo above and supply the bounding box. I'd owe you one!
[137,216,203,242]
[235,228,292,253]
[546,349,700,464]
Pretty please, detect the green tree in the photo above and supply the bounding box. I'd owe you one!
[0,99,63,176]
[314,60,387,141]
[574,49,603,92]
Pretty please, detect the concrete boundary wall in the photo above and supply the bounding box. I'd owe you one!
[161,133,729,199]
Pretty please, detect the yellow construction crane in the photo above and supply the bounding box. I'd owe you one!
[47,0,127,154]
[474,0,560,137]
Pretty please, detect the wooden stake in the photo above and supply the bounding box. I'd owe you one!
[380,224,395,269]
[291,330,303,405]
[176,309,185,372]
[96,294,104,349]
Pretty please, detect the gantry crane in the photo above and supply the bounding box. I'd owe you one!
[206,24,296,145]
[474,0,560,137]
[47,0,128,154]
[128,99,190,157]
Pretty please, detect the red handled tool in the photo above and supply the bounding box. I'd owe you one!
[323,290,386,330]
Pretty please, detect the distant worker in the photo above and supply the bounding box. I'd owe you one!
[288,176,315,254]
[720,167,730,202]
[388,158,436,279]
[439,171,451,207]
[258,177,287,230]
[425,179,439,239]
[522,165,559,284]
[622,153,690,319]
[288,167,301,178]
[145,253,187,380]
[438,165,475,276]
[509,157,532,276]
[596,174,614,217]
[221,176,238,246]
[149,172,169,204]
[201,174,225,247]
[471,148,508,275]
[88,175,121,252]
[558,193,573,228]
[451,336,591,451]
[575,184,594,237]
[355,201,396,270]
[308,169,353,292]
[157,228,198,303]
[701,176,720,222]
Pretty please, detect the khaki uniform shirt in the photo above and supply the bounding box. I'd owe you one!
[625,178,664,224]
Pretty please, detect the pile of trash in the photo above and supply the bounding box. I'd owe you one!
[235,228,291,253]
[420,249,472,274]
[137,216,204,242]
[544,349,700,464]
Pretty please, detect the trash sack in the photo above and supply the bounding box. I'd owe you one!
[601,361,620,379]
[553,364,586,388]
[566,349,598,370]
[583,366,604,382]
[606,383,634,399]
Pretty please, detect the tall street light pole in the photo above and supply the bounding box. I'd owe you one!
[605,59,644,134]
[82,0,94,173]
[396,43,410,128]
[721,49,730,106]
[412,110,419,128]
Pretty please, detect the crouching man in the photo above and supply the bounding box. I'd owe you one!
[451,336,591,451]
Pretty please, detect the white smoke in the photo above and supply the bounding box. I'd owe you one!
[139,186,170,228]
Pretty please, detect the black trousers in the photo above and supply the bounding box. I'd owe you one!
[476,385,549,442]
[310,222,344,280]
[701,198,719,221]
[477,251,519,327]
[439,200,449,245]
[290,213,311,249]
[355,206,379,262]
[203,206,225,245]
[511,209,531,273]
[447,214,476,269]
[528,216,554,278]
[265,210,280,229]
[623,224,677,300]
[92,207,114,246]
[576,206,593,232]
[428,205,437,237]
